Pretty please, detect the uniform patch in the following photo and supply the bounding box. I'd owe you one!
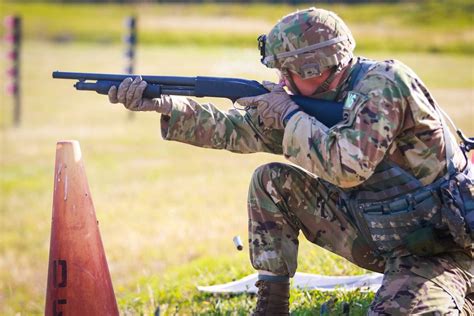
[344,91,368,110]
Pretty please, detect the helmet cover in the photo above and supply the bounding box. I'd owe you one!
[259,7,356,79]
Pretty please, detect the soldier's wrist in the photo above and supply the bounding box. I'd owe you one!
[153,96,173,115]
[283,108,301,127]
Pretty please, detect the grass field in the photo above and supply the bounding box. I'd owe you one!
[1,1,473,54]
[1,2,473,315]
[1,40,473,315]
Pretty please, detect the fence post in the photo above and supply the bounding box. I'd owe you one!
[4,15,22,126]
[124,16,137,120]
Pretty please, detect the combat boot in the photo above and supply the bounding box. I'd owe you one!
[252,279,290,316]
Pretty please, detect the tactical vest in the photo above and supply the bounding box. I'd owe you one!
[339,58,474,256]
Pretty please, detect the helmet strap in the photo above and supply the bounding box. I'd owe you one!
[311,67,339,95]
[286,76,302,95]
[281,70,302,95]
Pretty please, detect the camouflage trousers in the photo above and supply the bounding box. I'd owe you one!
[248,163,473,314]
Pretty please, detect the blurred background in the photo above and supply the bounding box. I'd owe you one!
[1,0,473,314]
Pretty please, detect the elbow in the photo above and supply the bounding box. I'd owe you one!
[337,176,366,189]
[334,166,375,189]
[334,147,379,188]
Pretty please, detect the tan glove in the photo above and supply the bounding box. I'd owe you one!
[236,81,300,130]
[108,76,172,115]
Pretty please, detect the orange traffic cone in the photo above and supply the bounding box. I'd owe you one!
[45,141,119,316]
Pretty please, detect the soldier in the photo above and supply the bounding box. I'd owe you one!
[108,8,473,315]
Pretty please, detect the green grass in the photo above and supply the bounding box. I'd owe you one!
[0,39,473,315]
[0,1,473,54]
[0,5,472,314]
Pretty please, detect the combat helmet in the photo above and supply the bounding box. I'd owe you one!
[258,7,356,79]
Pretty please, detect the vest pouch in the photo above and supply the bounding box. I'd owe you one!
[457,166,474,236]
[359,189,443,253]
[439,171,473,249]
[404,226,457,256]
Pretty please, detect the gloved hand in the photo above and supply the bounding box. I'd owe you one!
[108,76,172,115]
[236,81,300,130]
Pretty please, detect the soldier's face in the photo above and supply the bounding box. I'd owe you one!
[286,69,334,96]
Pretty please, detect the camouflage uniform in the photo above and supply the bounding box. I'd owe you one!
[160,58,473,314]
[159,9,473,315]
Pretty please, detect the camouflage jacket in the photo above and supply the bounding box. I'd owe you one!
[160,58,466,189]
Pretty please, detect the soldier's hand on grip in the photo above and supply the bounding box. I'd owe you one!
[108,76,172,115]
[236,81,300,130]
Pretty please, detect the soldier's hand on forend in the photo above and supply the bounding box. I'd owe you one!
[108,76,172,115]
[236,81,300,130]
